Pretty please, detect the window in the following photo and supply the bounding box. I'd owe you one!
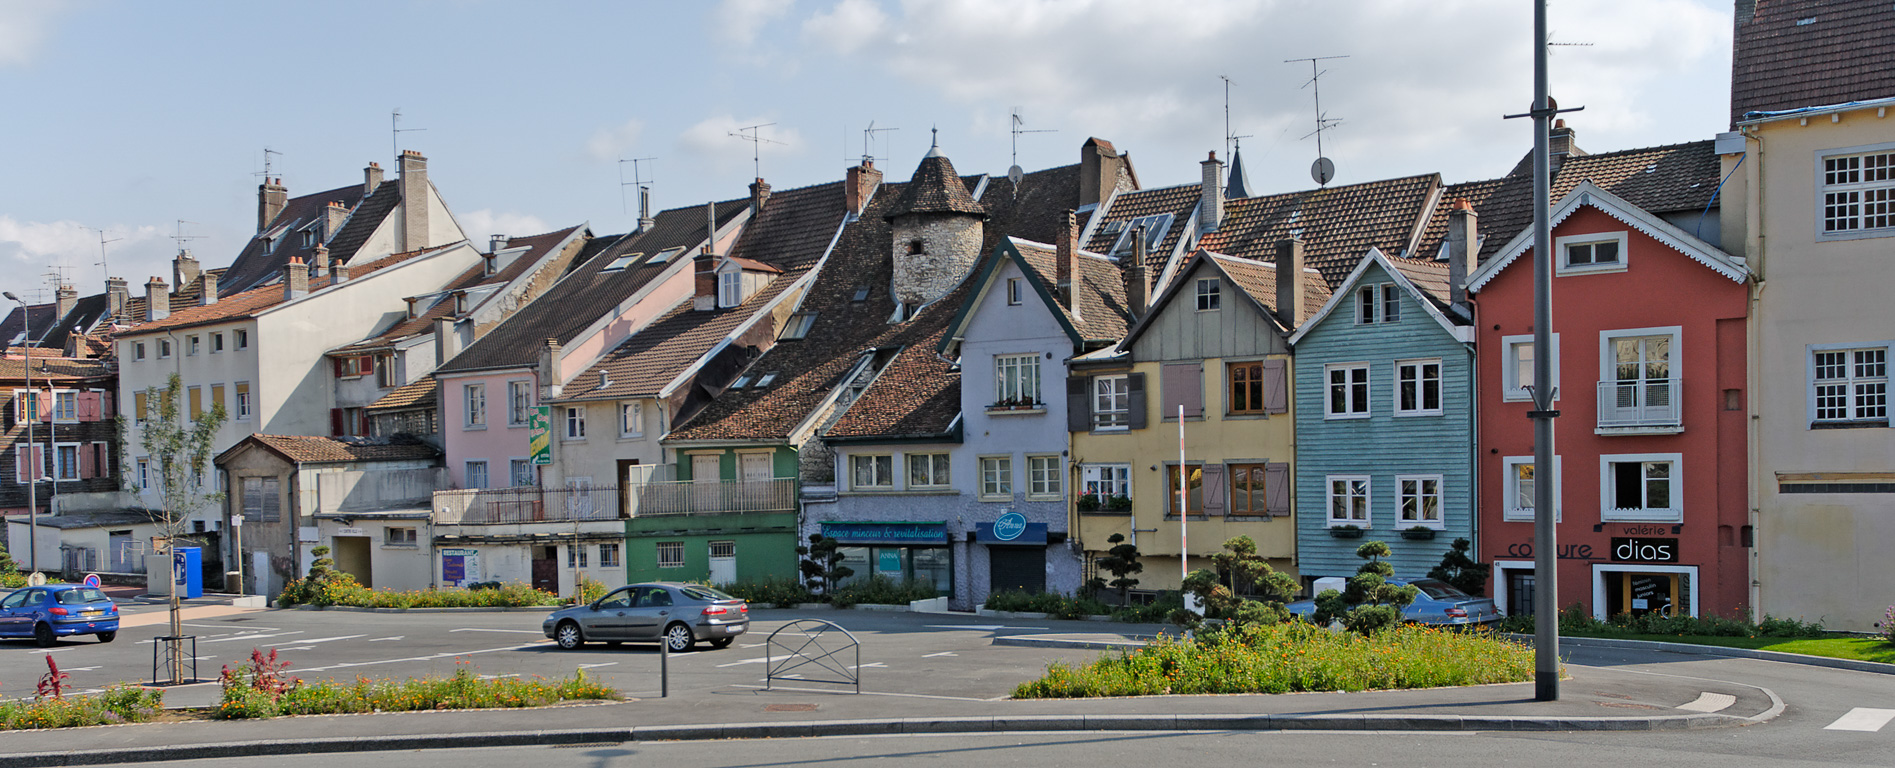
[907,453,950,488]
[54,444,78,481]
[1081,464,1131,500]
[1502,456,1562,522]
[656,541,685,569]
[133,342,146,361]
[599,543,621,568]
[850,454,894,489]
[1397,475,1444,528]
[302,229,317,248]
[601,252,642,271]
[1395,359,1443,415]
[1601,453,1683,522]
[1028,455,1062,498]
[718,270,742,307]
[336,355,373,378]
[567,544,588,569]
[132,391,147,424]
[187,335,200,355]
[1228,363,1265,415]
[1813,347,1888,423]
[619,401,644,437]
[53,391,76,422]
[755,371,779,388]
[1327,475,1371,527]
[1230,463,1269,516]
[1558,231,1626,272]
[136,458,150,490]
[1325,363,1370,418]
[1356,283,1400,323]
[1093,375,1130,429]
[210,384,225,417]
[1502,334,1560,402]
[464,460,489,489]
[158,339,171,358]
[1382,284,1401,323]
[994,354,1041,405]
[907,239,925,254]
[507,381,533,426]
[979,456,1013,499]
[780,312,817,340]
[235,330,248,350]
[1601,328,1679,427]
[384,528,417,547]
[464,384,486,427]
[710,540,736,559]
[1194,278,1220,311]
[1161,363,1203,418]
[211,333,224,353]
[238,476,281,522]
[852,286,870,302]
[1007,278,1024,305]
[509,459,535,487]
[187,386,202,420]
[564,406,586,439]
[235,382,252,420]
[1357,286,1377,324]
[377,355,397,388]
[1167,465,1204,515]
[1821,150,1895,234]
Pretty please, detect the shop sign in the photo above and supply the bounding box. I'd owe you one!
[976,518,1049,546]
[822,521,949,544]
[442,548,480,586]
[529,406,552,465]
[992,512,1028,541]
[1610,537,1678,563]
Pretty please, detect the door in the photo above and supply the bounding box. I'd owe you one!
[1610,335,1673,421]
[738,453,774,511]
[531,547,558,593]
[691,454,722,512]
[0,589,30,636]
[988,547,1045,594]
[708,541,736,586]
[108,531,133,572]
[625,586,676,639]
[1506,570,1536,617]
[581,587,637,640]
[332,536,373,588]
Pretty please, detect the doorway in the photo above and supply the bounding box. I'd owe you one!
[988,547,1045,595]
[708,540,736,586]
[332,536,373,588]
[1506,570,1536,617]
[531,546,559,593]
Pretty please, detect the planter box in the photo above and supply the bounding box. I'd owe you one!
[1328,527,1364,539]
[1400,528,1437,541]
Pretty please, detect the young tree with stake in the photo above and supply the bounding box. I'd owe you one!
[126,373,226,683]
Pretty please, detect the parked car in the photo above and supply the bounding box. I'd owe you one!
[543,582,748,652]
[0,585,120,646]
[1285,577,1502,627]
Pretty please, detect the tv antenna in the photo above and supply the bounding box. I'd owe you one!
[618,157,657,215]
[253,147,282,183]
[88,227,123,281]
[728,122,784,179]
[851,120,898,166]
[1009,108,1056,186]
[1547,30,1594,55]
[392,108,426,163]
[1219,75,1238,163]
[1286,55,1348,186]
[171,220,205,253]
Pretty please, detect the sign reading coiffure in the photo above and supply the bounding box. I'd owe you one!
[1610,537,1678,563]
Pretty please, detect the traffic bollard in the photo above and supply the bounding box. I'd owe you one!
[660,637,669,698]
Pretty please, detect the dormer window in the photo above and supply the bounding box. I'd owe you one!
[302,230,317,248]
[780,312,817,340]
[454,293,469,315]
[718,271,743,308]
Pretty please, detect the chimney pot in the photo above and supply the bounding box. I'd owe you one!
[1124,228,1151,322]
[284,256,310,301]
[845,160,884,217]
[1200,151,1226,234]
[197,272,218,305]
[1274,239,1306,328]
[54,285,77,320]
[105,277,129,317]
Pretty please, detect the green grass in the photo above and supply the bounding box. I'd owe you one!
[0,685,165,730]
[1569,632,1895,665]
[217,666,618,719]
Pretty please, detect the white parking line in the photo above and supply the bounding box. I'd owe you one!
[295,642,549,674]
[199,631,306,645]
[273,646,314,652]
[449,628,541,634]
[924,624,1049,631]
[1825,708,1895,732]
[716,656,772,668]
[577,662,618,669]
[263,634,365,647]
[922,651,958,658]
[368,636,404,642]
[1677,692,1736,713]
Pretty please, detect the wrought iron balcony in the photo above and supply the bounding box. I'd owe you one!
[626,477,798,516]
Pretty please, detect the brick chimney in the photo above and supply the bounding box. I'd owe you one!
[1200,151,1225,234]
[1447,199,1478,309]
[364,162,384,196]
[539,338,564,400]
[1549,119,1583,173]
[693,250,718,311]
[398,150,430,252]
[1055,209,1078,311]
[54,285,76,320]
[1274,238,1306,328]
[197,272,218,305]
[1124,227,1150,322]
[172,251,201,290]
[144,277,169,321]
[105,277,129,318]
[324,200,349,240]
[283,257,309,301]
[311,244,330,278]
[1079,137,1127,208]
[846,160,883,217]
[750,178,772,217]
[258,177,288,232]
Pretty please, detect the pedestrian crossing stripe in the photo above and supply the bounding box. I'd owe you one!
[1825,708,1895,732]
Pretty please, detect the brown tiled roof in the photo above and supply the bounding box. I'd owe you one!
[333,225,585,354]
[367,374,437,412]
[825,328,960,440]
[0,355,113,382]
[1083,183,1203,277]
[1199,174,1440,288]
[239,434,439,464]
[1010,241,1132,343]
[973,164,1081,246]
[117,247,437,337]
[1205,252,1334,325]
[220,181,388,295]
[885,153,986,219]
[1383,255,1455,307]
[1732,0,1895,125]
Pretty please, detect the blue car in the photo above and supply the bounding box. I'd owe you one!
[0,585,120,646]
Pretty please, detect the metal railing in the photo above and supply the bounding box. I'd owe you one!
[765,618,861,693]
[1597,378,1682,429]
[627,477,798,517]
[432,487,621,524]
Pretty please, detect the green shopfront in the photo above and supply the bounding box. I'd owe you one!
[822,521,953,596]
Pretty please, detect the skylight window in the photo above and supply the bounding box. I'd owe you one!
[780,312,817,340]
[755,371,780,388]
[852,287,871,302]
[1111,213,1173,257]
[601,252,643,272]
[652,247,685,263]
[731,374,753,389]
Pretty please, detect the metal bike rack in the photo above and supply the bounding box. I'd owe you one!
[764,619,861,694]
[151,635,199,685]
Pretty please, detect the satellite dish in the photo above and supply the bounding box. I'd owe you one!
[1311,157,1336,186]
[1007,165,1024,186]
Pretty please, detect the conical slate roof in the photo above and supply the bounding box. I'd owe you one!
[1228,145,1253,199]
[884,151,986,219]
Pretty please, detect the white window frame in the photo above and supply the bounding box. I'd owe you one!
[563,405,587,440]
[52,390,77,423]
[619,401,645,438]
[136,457,150,491]
[656,541,685,569]
[1081,464,1132,500]
[235,382,253,420]
[1600,326,1680,384]
[1502,455,1563,523]
[994,354,1041,405]
[1195,278,1220,311]
[1393,358,1443,416]
[211,333,224,353]
[187,335,200,356]
[1555,230,1629,275]
[133,342,146,361]
[718,270,742,308]
[1324,362,1371,419]
[52,442,80,481]
[1381,283,1402,323]
[849,453,895,490]
[509,458,535,487]
[599,543,621,568]
[1809,342,1891,424]
[979,455,1013,500]
[384,527,418,547]
[1026,454,1062,499]
[1501,333,1560,403]
[1817,143,1895,240]
[507,380,534,426]
[235,329,249,350]
[464,460,489,490]
[1092,374,1130,430]
[906,452,951,489]
[1355,283,1399,324]
[158,339,171,358]
[1599,452,1683,523]
[1395,474,1445,529]
[464,383,487,428]
[1006,277,1023,305]
[1325,475,1371,528]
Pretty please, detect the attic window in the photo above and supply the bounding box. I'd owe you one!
[1111,213,1172,256]
[907,239,924,255]
[852,286,871,302]
[454,293,469,315]
[731,374,754,389]
[652,247,684,263]
[780,312,817,340]
[602,253,643,272]
[755,371,780,388]
[301,230,317,248]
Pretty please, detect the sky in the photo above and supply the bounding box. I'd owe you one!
[0,0,1735,307]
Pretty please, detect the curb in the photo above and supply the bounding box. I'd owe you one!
[1550,635,1895,676]
[994,635,1150,651]
[0,711,1751,767]
[286,605,555,613]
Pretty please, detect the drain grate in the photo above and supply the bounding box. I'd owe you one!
[765,703,819,712]
[1597,701,1662,710]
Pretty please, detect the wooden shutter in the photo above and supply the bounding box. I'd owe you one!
[330,408,346,437]
[1265,462,1291,516]
[12,390,26,423]
[14,447,26,484]
[134,391,148,422]
[37,390,53,422]
[93,443,109,480]
[360,355,374,374]
[1126,372,1147,430]
[101,390,114,418]
[29,445,45,481]
[1162,363,1203,418]
[1202,464,1226,515]
[1262,358,1288,414]
[78,444,95,479]
[77,392,99,421]
[1066,376,1091,432]
[333,358,346,378]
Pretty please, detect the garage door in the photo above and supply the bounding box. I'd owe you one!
[987,547,1045,595]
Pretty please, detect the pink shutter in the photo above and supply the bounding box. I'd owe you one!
[79,392,100,421]
[102,390,114,417]
[79,444,95,479]
[36,390,53,422]
[31,445,45,481]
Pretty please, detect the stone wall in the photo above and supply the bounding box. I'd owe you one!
[890,213,983,307]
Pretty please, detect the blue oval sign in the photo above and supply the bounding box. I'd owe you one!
[993,512,1028,542]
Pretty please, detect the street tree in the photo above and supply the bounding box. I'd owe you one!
[127,372,227,683]
[795,534,854,597]
[1096,533,1143,604]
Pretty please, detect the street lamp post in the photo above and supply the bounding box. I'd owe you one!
[5,292,42,578]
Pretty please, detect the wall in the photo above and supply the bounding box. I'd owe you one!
[891,213,983,307]
[438,368,537,488]
[119,318,261,514]
[544,396,667,492]
[314,516,430,591]
[622,520,797,585]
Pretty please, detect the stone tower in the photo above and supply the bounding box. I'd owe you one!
[884,139,986,309]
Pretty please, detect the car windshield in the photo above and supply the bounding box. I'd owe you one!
[679,586,737,602]
[56,588,111,605]
[1408,579,1470,600]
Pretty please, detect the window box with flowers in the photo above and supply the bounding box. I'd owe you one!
[986,395,1045,414]
[1400,526,1437,541]
[1329,524,1364,539]
[1075,492,1133,513]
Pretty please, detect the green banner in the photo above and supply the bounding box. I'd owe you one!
[528,405,552,465]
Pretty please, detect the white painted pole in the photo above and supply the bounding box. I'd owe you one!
[1178,404,1187,584]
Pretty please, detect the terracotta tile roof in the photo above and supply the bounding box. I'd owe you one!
[0,355,113,382]
[367,374,437,412]
[1083,182,1203,276]
[1199,174,1440,288]
[238,434,439,464]
[1010,240,1132,343]
[884,153,986,219]
[333,225,585,354]
[973,164,1081,246]
[825,328,960,440]
[1382,255,1456,307]
[117,247,437,337]
[1204,251,1334,325]
[1732,0,1895,125]
[220,181,389,295]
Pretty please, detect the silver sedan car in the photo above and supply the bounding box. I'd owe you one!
[543,582,749,652]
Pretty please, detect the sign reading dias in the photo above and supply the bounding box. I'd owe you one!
[1610,537,1678,563]
[528,406,552,466]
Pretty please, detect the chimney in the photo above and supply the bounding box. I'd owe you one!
[1274,239,1306,328]
[197,272,218,305]
[105,277,129,317]
[172,251,201,289]
[1549,119,1582,173]
[1124,227,1150,322]
[637,185,655,232]
[398,150,430,252]
[311,244,330,278]
[845,160,883,217]
[750,178,772,217]
[324,200,349,240]
[1447,199,1478,309]
[283,257,309,301]
[693,249,718,311]
[144,277,169,321]
[1055,209,1078,310]
[539,337,563,400]
[433,316,460,364]
[364,162,384,196]
[258,177,288,232]
[54,285,76,320]
[1200,151,1225,234]
[490,234,509,254]
[1079,137,1126,208]
[334,262,351,284]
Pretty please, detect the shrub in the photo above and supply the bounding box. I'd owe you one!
[0,685,164,729]
[572,577,609,606]
[1496,604,1827,639]
[719,576,814,608]
[277,573,562,609]
[1171,536,1298,629]
[830,575,935,608]
[1427,537,1491,596]
[1096,533,1144,604]
[1883,605,1895,645]
[216,652,616,719]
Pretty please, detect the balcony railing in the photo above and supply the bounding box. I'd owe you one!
[626,477,798,516]
[433,487,621,524]
[1597,378,1682,430]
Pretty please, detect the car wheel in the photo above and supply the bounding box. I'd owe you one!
[33,622,56,647]
[664,623,695,652]
[97,631,117,643]
[555,621,585,650]
[708,637,733,649]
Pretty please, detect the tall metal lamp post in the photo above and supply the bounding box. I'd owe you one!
[4,291,43,578]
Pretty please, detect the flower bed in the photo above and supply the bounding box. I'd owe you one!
[217,651,617,719]
[0,686,165,730]
[277,575,563,609]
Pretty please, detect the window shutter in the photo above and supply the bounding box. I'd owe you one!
[79,444,95,479]
[1162,363,1204,418]
[37,390,53,422]
[1265,462,1291,516]
[31,445,45,481]
[14,447,25,484]
[134,392,148,421]
[75,392,94,421]
[1262,359,1288,414]
[102,390,114,418]
[1126,372,1147,430]
[94,443,108,480]
[334,357,345,378]
[330,408,345,436]
[12,390,25,423]
[1202,464,1226,515]
[1066,376,1091,432]
[361,355,374,374]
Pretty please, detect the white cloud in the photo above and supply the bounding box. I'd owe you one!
[458,209,550,240]
[800,0,889,54]
[586,118,647,162]
[678,115,805,175]
[716,0,796,45]
[0,0,67,67]
[0,216,170,300]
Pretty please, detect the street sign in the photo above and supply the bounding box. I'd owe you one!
[82,573,101,589]
[173,551,188,586]
[231,513,244,528]
[528,405,552,465]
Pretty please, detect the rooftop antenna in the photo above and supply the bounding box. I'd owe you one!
[392,108,426,164]
[1285,55,1349,186]
[617,156,657,215]
[728,122,784,179]
[1547,30,1594,55]
[1009,107,1055,186]
[88,227,123,282]
[859,120,898,164]
[252,147,282,184]
[1219,75,1237,163]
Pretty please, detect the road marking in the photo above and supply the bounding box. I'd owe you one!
[716,656,772,668]
[272,646,314,652]
[199,631,305,644]
[1677,692,1736,713]
[740,643,767,648]
[1825,708,1895,732]
[449,628,541,634]
[577,662,618,669]
[851,662,887,669]
[477,673,521,680]
[185,623,278,631]
[368,636,404,642]
[62,666,101,672]
[295,642,549,674]
[922,651,957,658]
[264,634,365,647]
[729,684,989,702]
[924,624,1048,631]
